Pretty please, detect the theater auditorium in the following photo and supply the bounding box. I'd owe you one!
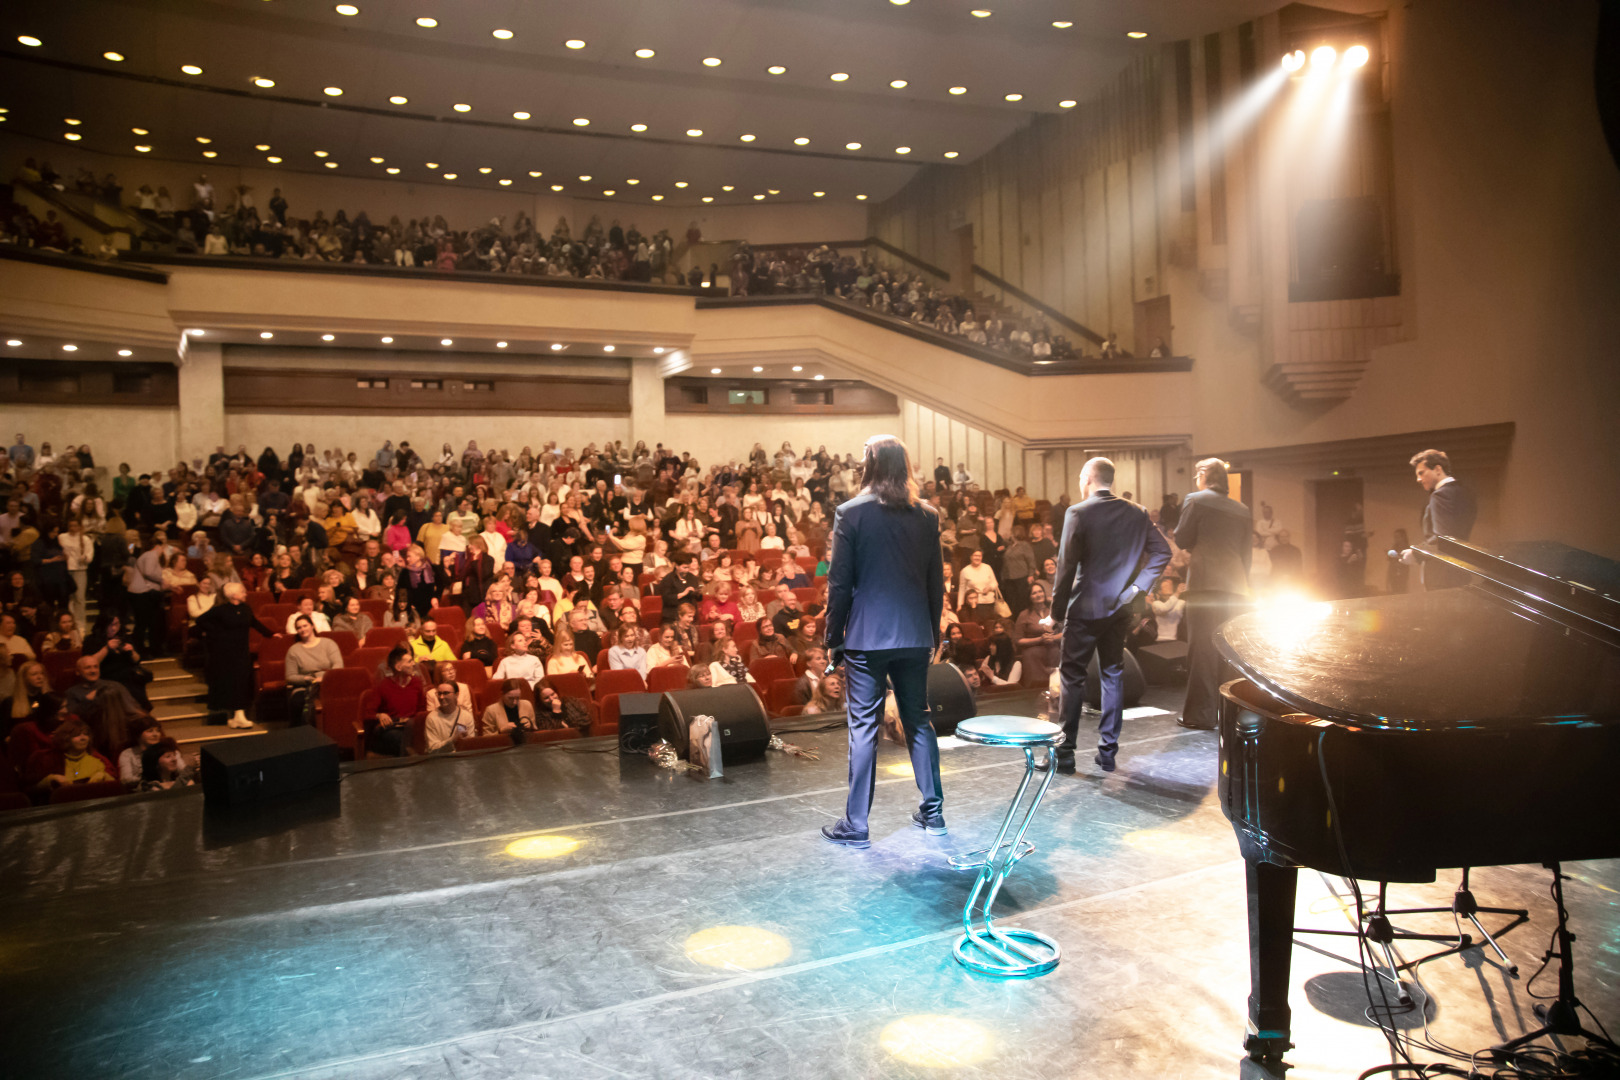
[1,1,1617,1077]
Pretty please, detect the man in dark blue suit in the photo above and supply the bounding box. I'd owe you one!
[1049,457,1171,773]
[1400,448,1478,589]
[822,435,946,847]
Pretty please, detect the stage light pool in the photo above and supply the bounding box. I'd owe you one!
[504,835,581,859]
[684,925,792,970]
[880,1014,994,1067]
[885,762,915,777]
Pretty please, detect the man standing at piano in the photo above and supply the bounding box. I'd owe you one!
[1175,458,1253,731]
[1048,457,1170,773]
[1399,448,1478,589]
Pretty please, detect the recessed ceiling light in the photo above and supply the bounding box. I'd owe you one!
[654,347,666,354]
[722,185,735,191]
[1052,20,1073,28]
[702,57,722,67]
[18,35,43,48]
[380,336,393,343]
[63,118,82,126]
[324,86,343,96]
[791,365,804,372]
[478,166,492,174]
[651,194,664,201]
[621,179,638,186]
[64,133,82,141]
[739,134,755,142]
[454,103,472,112]
[578,174,592,181]
[635,48,655,59]
[572,117,589,126]
[767,65,787,75]
[812,191,825,197]
[675,181,689,188]
[335,4,359,15]
[856,194,868,200]
[202,150,217,157]
[260,331,274,339]
[830,72,850,82]
[314,150,329,158]
[1004,93,1023,102]
[253,76,276,88]
[321,333,335,341]
[551,343,564,350]
[603,189,616,196]
[513,111,530,120]
[752,365,763,372]
[1059,99,1077,108]
[195,135,211,143]
[767,189,780,195]
[949,86,967,95]
[255,143,270,151]
[440,338,453,346]
[710,367,721,374]
[895,146,911,154]
[813,374,825,380]
[443,172,457,179]
[118,349,133,357]
[551,184,563,191]
[325,162,338,168]
[389,95,409,105]
[971,10,992,17]
[416,17,437,28]
[686,129,703,137]
[701,196,714,203]
[565,39,586,49]
[181,64,203,75]
[528,170,542,177]
[1127,30,1149,39]
[386,167,400,174]
[492,28,514,40]
[267,156,282,163]
[426,161,439,168]
[794,137,810,145]
[5,339,20,346]
[630,123,648,132]
[890,79,908,89]
[135,145,152,153]
[845,142,862,150]
[103,51,125,62]
[603,345,616,352]
[499,178,512,186]
[369,156,384,163]
[496,341,508,348]
[61,344,78,352]
[943,150,959,158]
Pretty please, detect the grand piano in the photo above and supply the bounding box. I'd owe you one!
[1215,536,1620,1062]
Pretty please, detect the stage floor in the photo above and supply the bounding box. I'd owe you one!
[2,687,1616,1080]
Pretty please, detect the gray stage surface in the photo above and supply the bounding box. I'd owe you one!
[1,688,1615,1079]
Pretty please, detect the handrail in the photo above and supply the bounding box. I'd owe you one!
[861,237,953,282]
[970,264,1105,345]
[682,237,952,282]
[0,244,170,283]
[17,181,126,238]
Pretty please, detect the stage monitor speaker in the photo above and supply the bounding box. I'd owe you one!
[201,727,339,809]
[658,684,771,764]
[1134,641,1189,686]
[928,662,978,737]
[617,692,663,753]
[1083,649,1146,708]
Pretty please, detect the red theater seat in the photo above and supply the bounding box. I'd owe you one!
[647,666,690,693]
[594,668,646,702]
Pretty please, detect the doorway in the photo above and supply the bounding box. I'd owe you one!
[1308,477,1367,598]
[952,224,975,289]
[1134,295,1172,357]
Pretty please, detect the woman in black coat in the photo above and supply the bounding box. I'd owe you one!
[194,583,274,727]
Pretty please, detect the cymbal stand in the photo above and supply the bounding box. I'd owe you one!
[1494,863,1618,1057]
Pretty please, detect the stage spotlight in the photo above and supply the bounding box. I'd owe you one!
[880,1015,994,1068]
[684,926,792,971]
[504,836,581,859]
[1281,49,1305,73]
[1344,44,1370,68]
[1310,45,1336,69]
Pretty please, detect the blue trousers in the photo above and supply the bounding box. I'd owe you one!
[840,647,941,835]
[1057,609,1129,757]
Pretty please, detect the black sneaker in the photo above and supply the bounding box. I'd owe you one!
[821,823,871,848]
[911,810,948,835]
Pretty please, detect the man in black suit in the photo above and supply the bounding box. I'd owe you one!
[1400,449,1478,589]
[1049,457,1171,773]
[1176,458,1253,730]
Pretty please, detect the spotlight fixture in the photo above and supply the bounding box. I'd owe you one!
[626,179,640,185]
[603,189,615,196]
[426,161,439,168]
[813,374,825,380]
[267,156,282,163]
[499,178,512,186]
[792,365,803,372]
[314,150,329,157]
[387,168,399,174]
[135,145,152,153]
[202,150,217,158]
[104,50,125,61]
[195,135,211,143]
[701,196,714,203]
[856,194,868,200]
[64,118,82,125]
[579,174,592,181]
[1310,45,1336,68]
[651,194,663,201]
[753,194,765,200]
[722,185,735,191]
[370,156,384,163]
[971,10,992,17]
[812,191,825,197]
[675,181,688,188]
[654,347,666,354]
[325,163,338,169]
[443,172,457,179]
[1281,49,1305,72]
[5,339,20,347]
[1345,44,1370,68]
[187,329,204,337]
[255,143,270,151]
[551,184,563,191]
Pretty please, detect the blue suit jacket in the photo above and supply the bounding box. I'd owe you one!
[1049,492,1172,622]
[824,493,944,652]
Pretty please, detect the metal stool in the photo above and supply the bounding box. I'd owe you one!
[948,714,1064,978]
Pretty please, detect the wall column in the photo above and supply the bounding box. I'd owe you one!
[177,341,225,466]
[629,356,665,448]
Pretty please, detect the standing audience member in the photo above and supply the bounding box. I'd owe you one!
[1174,458,1252,731]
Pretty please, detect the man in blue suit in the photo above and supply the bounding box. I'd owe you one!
[1049,457,1171,773]
[822,435,946,847]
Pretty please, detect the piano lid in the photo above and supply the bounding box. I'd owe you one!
[1216,540,1620,733]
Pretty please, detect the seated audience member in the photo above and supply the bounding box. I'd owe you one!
[562,606,603,663]
[978,624,1023,688]
[410,620,457,663]
[332,594,374,645]
[284,614,343,725]
[769,585,806,639]
[793,645,828,705]
[424,673,474,753]
[482,679,539,744]
[491,632,545,687]
[42,612,84,652]
[747,617,796,667]
[186,577,218,624]
[546,628,592,679]
[607,624,648,678]
[423,660,473,715]
[139,736,196,791]
[118,715,165,786]
[26,716,115,791]
[63,655,142,719]
[162,551,197,589]
[1149,579,1186,642]
[686,663,714,689]
[385,590,420,633]
[776,559,810,589]
[708,637,755,686]
[699,580,741,628]
[807,670,845,714]
[534,679,590,729]
[367,644,424,757]
[935,623,971,667]
[285,596,331,634]
[83,613,153,709]
[7,660,56,735]
[459,616,498,670]
[735,584,767,625]
[646,624,689,670]
[0,614,36,661]
[786,615,821,659]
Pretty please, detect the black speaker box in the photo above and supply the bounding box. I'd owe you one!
[616,692,662,752]
[200,727,340,809]
[658,684,771,764]
[928,662,978,737]
[1135,641,1189,686]
[1082,649,1146,708]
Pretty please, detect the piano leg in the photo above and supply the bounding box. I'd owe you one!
[1244,858,1297,1062]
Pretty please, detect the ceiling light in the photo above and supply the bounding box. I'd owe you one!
[62,344,78,352]
[118,349,133,357]
[602,344,617,352]
[528,170,542,177]
[260,331,274,339]
[739,134,755,142]
[416,17,437,28]
[603,189,616,196]
[181,64,203,75]
[551,343,563,350]
[635,48,655,59]
[443,172,457,179]
[794,137,810,145]
[321,333,335,341]
[812,191,825,197]
[675,181,689,188]
[255,143,270,151]
[389,95,409,105]
[830,72,849,82]
[971,10,992,17]
[551,184,563,191]
[701,196,714,203]
[202,150,217,157]
[63,118,82,126]
[1281,50,1306,72]
[626,178,640,185]
[944,150,959,158]
[18,35,44,47]
[654,347,666,354]
[752,365,763,372]
[512,110,531,120]
[426,161,439,168]
[314,150,329,158]
[478,166,492,174]
[892,0,910,4]
[722,185,735,191]
[380,336,393,343]
[630,123,648,132]
[949,86,967,95]
[386,167,400,174]
[578,174,592,181]
[572,117,589,126]
[1059,99,1077,108]
[845,141,862,150]
[1053,20,1073,29]
[496,341,508,348]
[565,39,586,49]
[325,162,339,168]
[369,156,384,163]
[267,156,282,163]
[767,189,780,195]
[651,194,664,201]
[813,373,825,380]
[5,339,20,346]
[64,132,82,142]
[499,178,512,186]
[890,79,908,89]
[324,86,343,96]
[1004,93,1023,102]
[103,51,125,62]
[752,194,764,200]
[195,135,211,143]
[709,367,722,374]
[492,28,513,40]
[686,128,703,137]
[1127,31,1149,39]
[1345,44,1370,68]
[792,365,803,372]
[135,145,152,153]
[253,76,276,88]
[895,146,911,154]
[454,103,472,112]
[1311,45,1337,68]
[856,194,868,200]
[335,4,359,15]
[767,65,787,75]
[702,57,722,67]
[440,338,453,346]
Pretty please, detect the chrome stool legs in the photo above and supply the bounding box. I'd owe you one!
[950,742,1062,977]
